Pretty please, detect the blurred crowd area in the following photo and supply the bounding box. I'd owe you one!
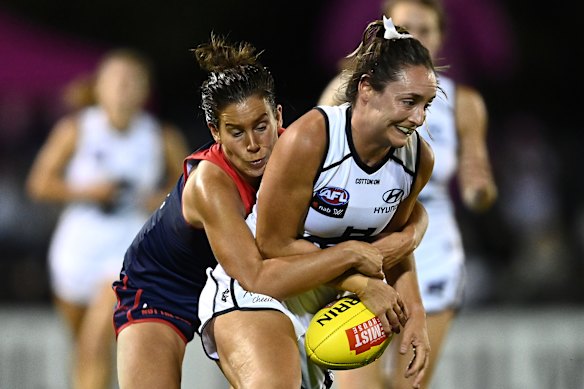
[1,1,583,308]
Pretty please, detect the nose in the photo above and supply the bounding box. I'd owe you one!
[246,132,261,153]
[409,105,426,127]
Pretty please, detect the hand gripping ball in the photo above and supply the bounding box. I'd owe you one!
[305,295,392,370]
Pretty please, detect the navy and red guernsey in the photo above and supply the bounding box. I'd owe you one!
[112,142,257,342]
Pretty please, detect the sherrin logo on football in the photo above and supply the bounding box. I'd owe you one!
[305,295,392,370]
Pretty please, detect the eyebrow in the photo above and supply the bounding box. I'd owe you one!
[224,113,269,129]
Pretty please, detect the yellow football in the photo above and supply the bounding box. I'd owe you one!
[305,295,392,370]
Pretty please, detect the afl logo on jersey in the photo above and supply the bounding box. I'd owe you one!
[311,187,350,218]
[382,189,404,204]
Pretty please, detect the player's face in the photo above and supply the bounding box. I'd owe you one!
[389,2,443,59]
[363,65,436,148]
[95,58,150,115]
[213,95,281,185]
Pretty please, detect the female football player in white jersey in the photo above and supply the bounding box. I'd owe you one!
[319,1,498,388]
[199,17,437,389]
[26,49,188,389]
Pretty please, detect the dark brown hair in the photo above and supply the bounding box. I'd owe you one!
[193,33,276,126]
[340,19,436,105]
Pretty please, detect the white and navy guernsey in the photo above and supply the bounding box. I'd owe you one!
[304,102,421,248]
[284,102,422,317]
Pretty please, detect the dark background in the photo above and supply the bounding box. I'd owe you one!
[0,0,582,306]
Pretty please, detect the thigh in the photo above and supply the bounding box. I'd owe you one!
[117,322,186,389]
[214,310,302,389]
[53,295,86,339]
[80,281,118,340]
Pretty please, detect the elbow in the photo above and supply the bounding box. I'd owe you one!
[257,234,293,258]
[256,239,277,258]
[236,266,289,301]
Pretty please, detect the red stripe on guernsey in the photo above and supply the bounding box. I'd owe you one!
[183,142,257,215]
[126,288,143,322]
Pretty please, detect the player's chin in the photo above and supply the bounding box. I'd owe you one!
[389,131,410,148]
[244,165,266,179]
[250,161,268,175]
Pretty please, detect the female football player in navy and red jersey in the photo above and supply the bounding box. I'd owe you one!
[112,34,421,389]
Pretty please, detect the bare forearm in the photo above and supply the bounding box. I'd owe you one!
[385,254,425,317]
[240,245,357,300]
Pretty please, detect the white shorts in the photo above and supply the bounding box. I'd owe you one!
[48,206,147,305]
[414,210,466,313]
[198,266,334,389]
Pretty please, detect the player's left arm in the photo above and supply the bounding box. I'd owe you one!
[370,199,428,271]
[456,84,497,212]
[378,137,434,388]
[373,135,434,273]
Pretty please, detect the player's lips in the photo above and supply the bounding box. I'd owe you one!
[249,157,267,168]
[396,126,415,136]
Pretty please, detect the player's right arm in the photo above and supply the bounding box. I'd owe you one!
[182,160,384,301]
[26,115,118,205]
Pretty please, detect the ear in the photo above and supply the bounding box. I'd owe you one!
[358,75,373,102]
[275,104,284,129]
[208,123,221,143]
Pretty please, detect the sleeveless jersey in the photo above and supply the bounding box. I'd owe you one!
[115,142,257,329]
[415,76,466,312]
[48,105,164,303]
[283,103,421,315]
[418,76,457,214]
[64,105,164,214]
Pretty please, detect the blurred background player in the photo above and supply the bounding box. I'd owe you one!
[319,1,498,388]
[26,48,188,389]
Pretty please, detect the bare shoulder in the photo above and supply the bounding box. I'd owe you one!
[41,113,80,153]
[182,160,243,226]
[260,108,328,201]
[160,122,187,145]
[455,84,488,136]
[455,84,487,118]
[186,160,238,203]
[160,122,189,157]
[276,109,327,157]
[318,73,345,106]
[53,113,79,138]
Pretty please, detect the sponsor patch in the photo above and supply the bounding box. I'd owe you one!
[382,188,404,204]
[346,317,387,355]
[311,187,350,218]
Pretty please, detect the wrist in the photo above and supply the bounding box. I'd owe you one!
[407,303,426,319]
[337,242,365,271]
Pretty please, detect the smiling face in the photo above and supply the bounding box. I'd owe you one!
[358,64,436,149]
[209,95,281,185]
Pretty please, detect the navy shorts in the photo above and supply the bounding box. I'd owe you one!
[113,275,199,343]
